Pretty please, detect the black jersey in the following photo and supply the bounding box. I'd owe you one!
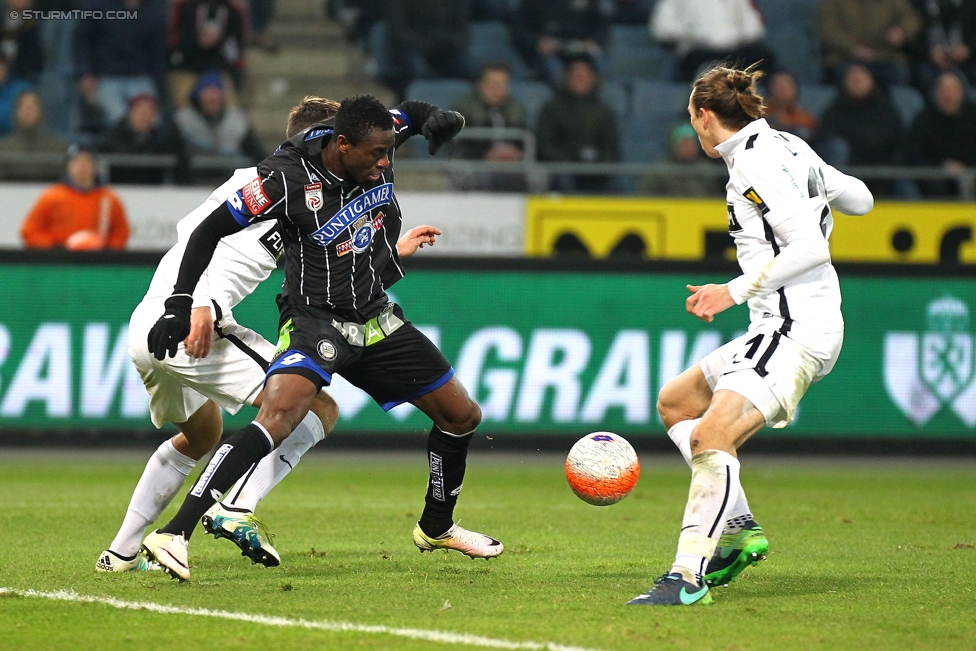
[224,102,434,317]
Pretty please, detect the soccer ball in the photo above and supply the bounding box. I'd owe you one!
[565,432,640,506]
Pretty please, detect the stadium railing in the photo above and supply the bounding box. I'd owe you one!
[1,151,973,201]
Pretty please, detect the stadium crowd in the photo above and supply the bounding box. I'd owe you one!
[1,0,974,203]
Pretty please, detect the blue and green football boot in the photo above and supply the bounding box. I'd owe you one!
[202,502,281,567]
[626,572,712,606]
[704,520,768,587]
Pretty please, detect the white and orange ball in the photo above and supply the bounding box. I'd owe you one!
[565,432,640,506]
[65,230,106,251]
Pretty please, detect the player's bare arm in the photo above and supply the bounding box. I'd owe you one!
[184,306,215,358]
[397,225,441,257]
[685,283,735,323]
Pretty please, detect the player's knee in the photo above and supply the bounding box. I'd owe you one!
[443,398,481,435]
[311,390,339,434]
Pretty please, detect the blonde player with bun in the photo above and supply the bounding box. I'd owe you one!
[627,64,874,606]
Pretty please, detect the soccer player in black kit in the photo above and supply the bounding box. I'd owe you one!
[141,95,503,580]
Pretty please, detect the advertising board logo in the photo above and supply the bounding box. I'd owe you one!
[884,296,976,427]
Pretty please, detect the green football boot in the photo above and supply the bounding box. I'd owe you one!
[704,520,769,587]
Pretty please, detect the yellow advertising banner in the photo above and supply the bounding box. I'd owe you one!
[525,197,976,263]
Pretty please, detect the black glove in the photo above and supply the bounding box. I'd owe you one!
[147,294,193,360]
[421,110,465,155]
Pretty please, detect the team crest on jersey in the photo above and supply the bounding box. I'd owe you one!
[336,213,384,256]
[884,295,976,427]
[242,177,270,214]
[317,339,337,361]
[305,182,323,211]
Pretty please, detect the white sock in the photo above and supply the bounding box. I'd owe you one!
[225,410,325,512]
[668,418,753,532]
[667,418,698,466]
[108,439,196,557]
[670,449,741,583]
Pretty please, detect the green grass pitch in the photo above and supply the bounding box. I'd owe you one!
[1,449,974,651]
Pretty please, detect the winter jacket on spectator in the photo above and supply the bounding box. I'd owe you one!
[651,0,765,54]
[168,0,249,73]
[537,93,619,164]
[74,0,167,84]
[820,86,905,165]
[907,100,976,164]
[174,73,263,160]
[513,0,613,65]
[0,3,44,81]
[819,0,922,69]
[21,182,129,249]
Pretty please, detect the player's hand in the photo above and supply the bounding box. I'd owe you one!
[686,284,735,323]
[397,225,441,257]
[421,110,465,155]
[148,295,193,360]
[184,306,215,359]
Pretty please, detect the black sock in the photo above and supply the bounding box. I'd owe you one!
[418,425,472,538]
[159,423,272,539]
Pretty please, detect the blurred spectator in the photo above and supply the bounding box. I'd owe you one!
[910,0,976,90]
[764,70,819,142]
[74,0,167,131]
[98,94,184,184]
[381,0,470,100]
[175,73,263,161]
[819,0,922,85]
[333,0,384,43]
[906,70,976,195]
[0,90,65,153]
[819,63,906,194]
[513,0,613,89]
[168,0,249,108]
[537,55,620,193]
[1,0,43,82]
[248,0,278,53]
[651,0,774,82]
[21,145,130,250]
[0,53,30,137]
[641,122,725,197]
[450,63,528,191]
[613,0,651,24]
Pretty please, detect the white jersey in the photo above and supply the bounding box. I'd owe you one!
[716,119,874,335]
[144,167,283,315]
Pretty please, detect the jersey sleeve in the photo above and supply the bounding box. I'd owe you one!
[225,166,288,226]
[390,101,436,149]
[819,162,874,216]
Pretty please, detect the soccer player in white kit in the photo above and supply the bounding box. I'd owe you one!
[627,64,874,606]
[97,98,442,572]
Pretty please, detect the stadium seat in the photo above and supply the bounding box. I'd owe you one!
[509,80,553,129]
[468,21,529,80]
[890,85,925,127]
[607,24,676,81]
[404,80,474,157]
[628,80,692,162]
[601,80,630,126]
[797,84,837,119]
[753,0,821,82]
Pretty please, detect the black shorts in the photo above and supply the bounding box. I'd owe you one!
[266,298,454,411]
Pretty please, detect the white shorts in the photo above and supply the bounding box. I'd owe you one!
[700,321,844,428]
[128,299,276,428]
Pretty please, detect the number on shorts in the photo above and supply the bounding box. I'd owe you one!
[727,333,780,377]
[280,352,305,366]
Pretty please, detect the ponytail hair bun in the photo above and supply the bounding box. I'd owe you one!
[691,62,766,130]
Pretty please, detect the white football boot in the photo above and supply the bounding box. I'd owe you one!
[412,523,504,559]
[95,549,160,573]
[141,530,190,581]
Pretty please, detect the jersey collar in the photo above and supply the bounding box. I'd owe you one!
[714,118,770,167]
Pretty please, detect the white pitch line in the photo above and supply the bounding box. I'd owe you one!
[0,587,605,651]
